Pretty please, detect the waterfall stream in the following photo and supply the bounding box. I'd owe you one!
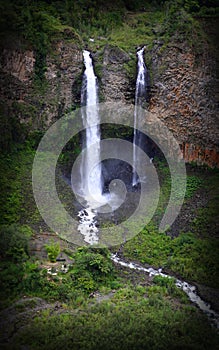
[80,50,103,202]
[111,254,219,329]
[77,50,124,244]
[76,50,103,244]
[132,47,150,186]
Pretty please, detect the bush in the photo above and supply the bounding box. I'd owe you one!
[73,246,114,280]
[0,224,32,262]
[45,240,60,262]
[65,246,116,294]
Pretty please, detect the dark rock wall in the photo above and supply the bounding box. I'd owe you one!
[101,45,134,102]
[150,40,219,167]
[0,41,83,132]
[0,28,218,167]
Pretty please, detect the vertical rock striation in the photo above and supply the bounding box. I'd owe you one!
[149,20,219,167]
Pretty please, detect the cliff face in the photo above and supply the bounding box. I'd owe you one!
[100,45,133,103]
[150,38,219,167]
[0,41,83,134]
[0,22,218,167]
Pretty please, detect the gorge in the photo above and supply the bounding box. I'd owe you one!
[0,1,218,349]
[0,12,218,167]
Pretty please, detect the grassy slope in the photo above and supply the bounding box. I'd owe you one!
[7,285,219,350]
[123,163,219,288]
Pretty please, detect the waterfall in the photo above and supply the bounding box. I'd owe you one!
[132,47,150,186]
[75,50,103,245]
[78,50,119,244]
[80,50,103,203]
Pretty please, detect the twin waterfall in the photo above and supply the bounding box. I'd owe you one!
[80,48,149,204]
[78,48,148,244]
[132,47,150,186]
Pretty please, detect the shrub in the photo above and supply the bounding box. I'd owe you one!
[45,240,60,263]
[0,224,32,262]
[73,246,114,280]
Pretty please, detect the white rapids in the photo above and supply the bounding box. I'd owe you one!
[111,254,219,329]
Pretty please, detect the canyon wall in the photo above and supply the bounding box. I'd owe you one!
[150,34,219,167]
[0,19,218,167]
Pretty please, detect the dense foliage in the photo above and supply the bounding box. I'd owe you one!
[8,285,219,350]
[1,0,218,51]
[0,238,117,308]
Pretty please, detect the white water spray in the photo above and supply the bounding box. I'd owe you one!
[78,208,99,245]
[78,51,120,244]
[132,47,149,186]
[80,50,103,202]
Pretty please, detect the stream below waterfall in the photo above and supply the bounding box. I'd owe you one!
[111,254,219,329]
[69,48,219,330]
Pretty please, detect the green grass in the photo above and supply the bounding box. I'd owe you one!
[152,160,204,227]
[0,142,43,228]
[123,164,219,288]
[109,10,164,51]
[8,284,219,350]
[123,225,219,287]
[191,171,219,237]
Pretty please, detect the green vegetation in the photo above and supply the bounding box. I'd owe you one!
[0,239,118,308]
[1,141,218,348]
[8,285,219,350]
[1,0,218,74]
[45,240,60,262]
[152,159,204,227]
[123,224,219,287]
[1,0,218,149]
[122,164,219,288]
[0,142,41,227]
[0,224,33,262]
[192,171,219,237]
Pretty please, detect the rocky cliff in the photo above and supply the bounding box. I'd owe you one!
[0,18,218,167]
[150,28,219,167]
[0,40,83,138]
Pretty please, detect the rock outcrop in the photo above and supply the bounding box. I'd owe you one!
[101,45,134,102]
[0,41,82,133]
[149,19,219,167]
